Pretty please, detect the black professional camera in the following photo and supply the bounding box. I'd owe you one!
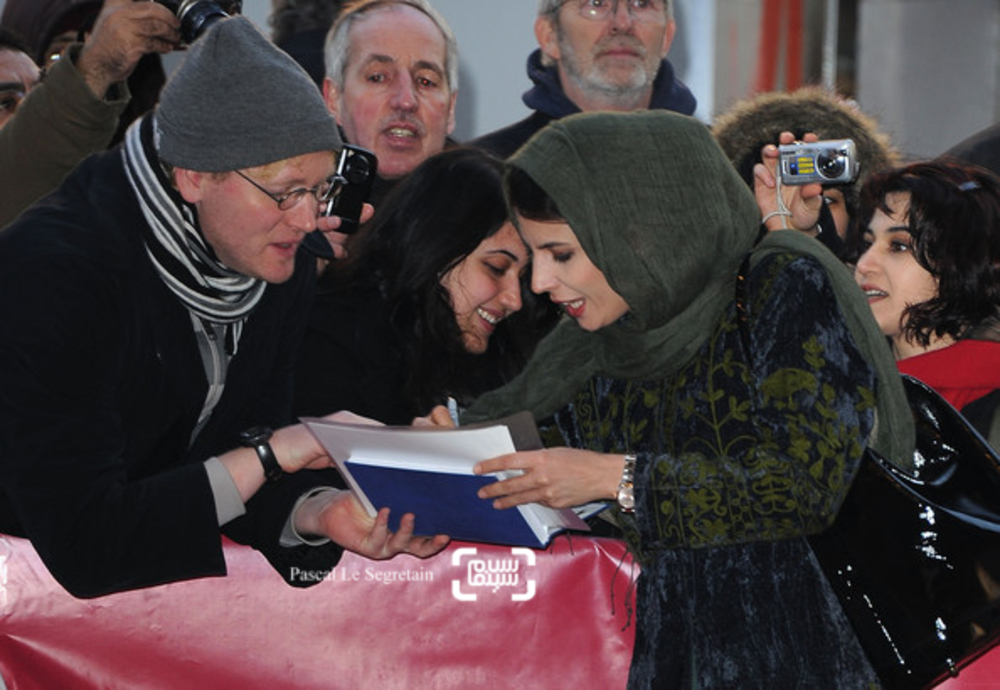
[779,139,859,186]
[156,0,242,44]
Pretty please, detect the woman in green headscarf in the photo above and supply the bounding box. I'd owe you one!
[457,110,913,687]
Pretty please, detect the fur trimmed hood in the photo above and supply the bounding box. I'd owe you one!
[712,87,899,214]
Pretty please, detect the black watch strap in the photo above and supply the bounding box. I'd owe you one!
[239,426,284,482]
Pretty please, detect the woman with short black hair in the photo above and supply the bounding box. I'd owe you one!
[853,159,1000,443]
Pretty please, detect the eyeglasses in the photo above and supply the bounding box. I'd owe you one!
[562,0,666,23]
[234,169,343,211]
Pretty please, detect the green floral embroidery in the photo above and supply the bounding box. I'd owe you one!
[557,253,875,552]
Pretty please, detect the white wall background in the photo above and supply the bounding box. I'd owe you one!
[857,0,1000,158]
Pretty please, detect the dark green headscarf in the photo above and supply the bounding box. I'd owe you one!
[466,110,913,469]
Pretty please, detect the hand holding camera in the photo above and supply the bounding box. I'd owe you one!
[307,145,379,262]
[313,203,376,262]
[76,0,180,98]
[754,131,834,233]
[322,144,378,234]
[154,0,243,45]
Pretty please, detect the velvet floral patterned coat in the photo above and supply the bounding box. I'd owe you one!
[464,111,912,688]
[542,252,880,687]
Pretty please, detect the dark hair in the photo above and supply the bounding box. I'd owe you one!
[41,3,98,60]
[502,165,573,358]
[323,147,525,412]
[324,0,458,92]
[0,26,32,56]
[854,160,1000,346]
[269,0,345,45]
[0,0,100,64]
[505,165,563,222]
[109,54,166,147]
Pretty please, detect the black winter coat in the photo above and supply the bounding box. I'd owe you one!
[0,149,344,597]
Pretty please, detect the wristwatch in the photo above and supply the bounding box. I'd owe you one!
[239,426,284,483]
[617,453,636,513]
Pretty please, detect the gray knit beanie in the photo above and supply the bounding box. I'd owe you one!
[156,15,341,171]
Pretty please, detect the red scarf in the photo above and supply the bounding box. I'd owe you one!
[897,340,1000,410]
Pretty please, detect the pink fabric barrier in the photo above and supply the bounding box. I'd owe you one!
[2,531,998,688]
[0,534,637,689]
[936,647,1000,689]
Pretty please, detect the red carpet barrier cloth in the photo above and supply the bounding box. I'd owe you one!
[2,532,997,689]
[0,534,637,689]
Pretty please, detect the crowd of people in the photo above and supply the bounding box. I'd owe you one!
[1,0,999,686]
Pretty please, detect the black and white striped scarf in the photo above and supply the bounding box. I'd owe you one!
[122,114,265,354]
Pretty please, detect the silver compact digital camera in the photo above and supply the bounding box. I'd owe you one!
[778,139,859,186]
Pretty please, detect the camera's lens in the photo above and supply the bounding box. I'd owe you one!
[817,152,846,180]
[177,0,242,43]
[345,155,371,184]
[178,3,227,43]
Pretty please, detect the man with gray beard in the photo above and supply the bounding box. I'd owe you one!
[469,0,697,363]
[471,0,695,159]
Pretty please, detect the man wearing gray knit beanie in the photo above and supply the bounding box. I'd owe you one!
[0,15,448,599]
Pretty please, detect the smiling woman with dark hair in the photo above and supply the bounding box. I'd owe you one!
[853,159,1000,444]
[293,146,530,425]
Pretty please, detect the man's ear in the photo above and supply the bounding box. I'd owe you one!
[534,15,561,63]
[322,77,341,123]
[445,90,457,135]
[173,167,205,204]
[662,19,677,55]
